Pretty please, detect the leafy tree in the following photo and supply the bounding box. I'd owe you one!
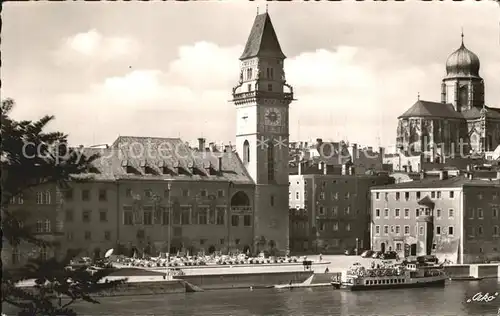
[1,99,126,315]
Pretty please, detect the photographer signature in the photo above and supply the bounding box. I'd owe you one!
[466,292,499,303]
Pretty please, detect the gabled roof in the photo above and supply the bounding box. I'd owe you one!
[371,175,500,190]
[240,13,286,60]
[398,100,464,120]
[417,195,434,207]
[462,106,500,120]
[71,136,253,184]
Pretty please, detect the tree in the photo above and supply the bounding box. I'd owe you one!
[1,99,126,315]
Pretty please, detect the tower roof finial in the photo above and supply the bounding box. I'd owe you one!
[257,6,259,15]
[461,27,464,45]
[417,92,420,100]
[266,4,268,13]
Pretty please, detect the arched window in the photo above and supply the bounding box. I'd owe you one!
[268,141,274,181]
[243,140,250,164]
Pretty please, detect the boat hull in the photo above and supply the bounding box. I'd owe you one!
[345,278,446,291]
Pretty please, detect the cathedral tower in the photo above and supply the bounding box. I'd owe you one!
[232,11,294,254]
[441,33,485,112]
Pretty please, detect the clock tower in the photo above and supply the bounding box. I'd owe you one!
[232,11,294,255]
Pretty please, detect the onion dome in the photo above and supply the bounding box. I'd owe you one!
[445,33,480,78]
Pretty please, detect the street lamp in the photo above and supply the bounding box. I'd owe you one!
[166,182,172,259]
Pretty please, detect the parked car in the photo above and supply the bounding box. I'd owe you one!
[380,251,398,260]
[372,251,383,259]
[361,250,374,258]
[344,249,355,256]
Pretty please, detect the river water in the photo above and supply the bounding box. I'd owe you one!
[65,279,499,316]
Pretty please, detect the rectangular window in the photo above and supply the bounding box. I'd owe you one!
[295,192,300,200]
[375,209,380,217]
[345,192,350,200]
[332,206,338,216]
[468,208,475,219]
[449,191,454,198]
[82,189,90,201]
[395,225,400,234]
[333,222,339,231]
[99,209,107,222]
[375,192,380,200]
[404,208,409,218]
[82,210,91,223]
[181,207,191,225]
[375,225,380,235]
[319,192,325,200]
[217,190,224,198]
[231,215,239,227]
[448,226,454,236]
[98,189,107,201]
[477,208,483,219]
[468,226,475,237]
[162,209,170,225]
[126,188,132,198]
[395,192,400,200]
[182,189,189,197]
[419,226,424,235]
[124,211,133,225]
[448,209,454,218]
[244,215,251,226]
[404,192,409,200]
[319,206,325,215]
[65,209,74,222]
[384,209,389,218]
[431,191,436,199]
[64,189,73,201]
[436,226,441,235]
[416,191,421,199]
[345,207,350,215]
[267,83,273,91]
[493,208,498,218]
[198,207,208,225]
[200,190,207,197]
[395,209,400,218]
[396,243,402,251]
[346,223,351,231]
[404,225,410,235]
[437,191,441,199]
[84,231,91,241]
[104,231,111,241]
[36,192,43,204]
[383,225,389,235]
[143,211,153,225]
[216,207,225,225]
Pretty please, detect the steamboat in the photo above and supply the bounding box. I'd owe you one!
[342,261,447,291]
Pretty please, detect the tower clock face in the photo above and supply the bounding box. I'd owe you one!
[265,108,282,126]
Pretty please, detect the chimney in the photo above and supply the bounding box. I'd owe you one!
[323,162,327,175]
[198,138,206,151]
[342,164,347,175]
[420,171,425,180]
[316,138,323,146]
[218,157,223,173]
[298,162,302,175]
[466,164,471,171]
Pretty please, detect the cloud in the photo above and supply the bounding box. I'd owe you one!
[48,40,450,148]
[53,29,140,65]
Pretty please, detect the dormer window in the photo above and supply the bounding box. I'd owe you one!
[144,166,156,175]
[122,160,139,174]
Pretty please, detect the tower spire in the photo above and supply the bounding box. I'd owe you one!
[257,6,259,15]
[461,27,464,46]
[417,92,420,101]
[266,4,268,13]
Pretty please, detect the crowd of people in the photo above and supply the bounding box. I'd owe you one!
[112,253,301,268]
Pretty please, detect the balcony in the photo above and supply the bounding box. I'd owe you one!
[231,206,252,214]
[232,91,294,103]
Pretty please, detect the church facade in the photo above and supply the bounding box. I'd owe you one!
[396,35,500,162]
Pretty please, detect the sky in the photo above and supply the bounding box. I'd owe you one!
[3,1,500,150]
